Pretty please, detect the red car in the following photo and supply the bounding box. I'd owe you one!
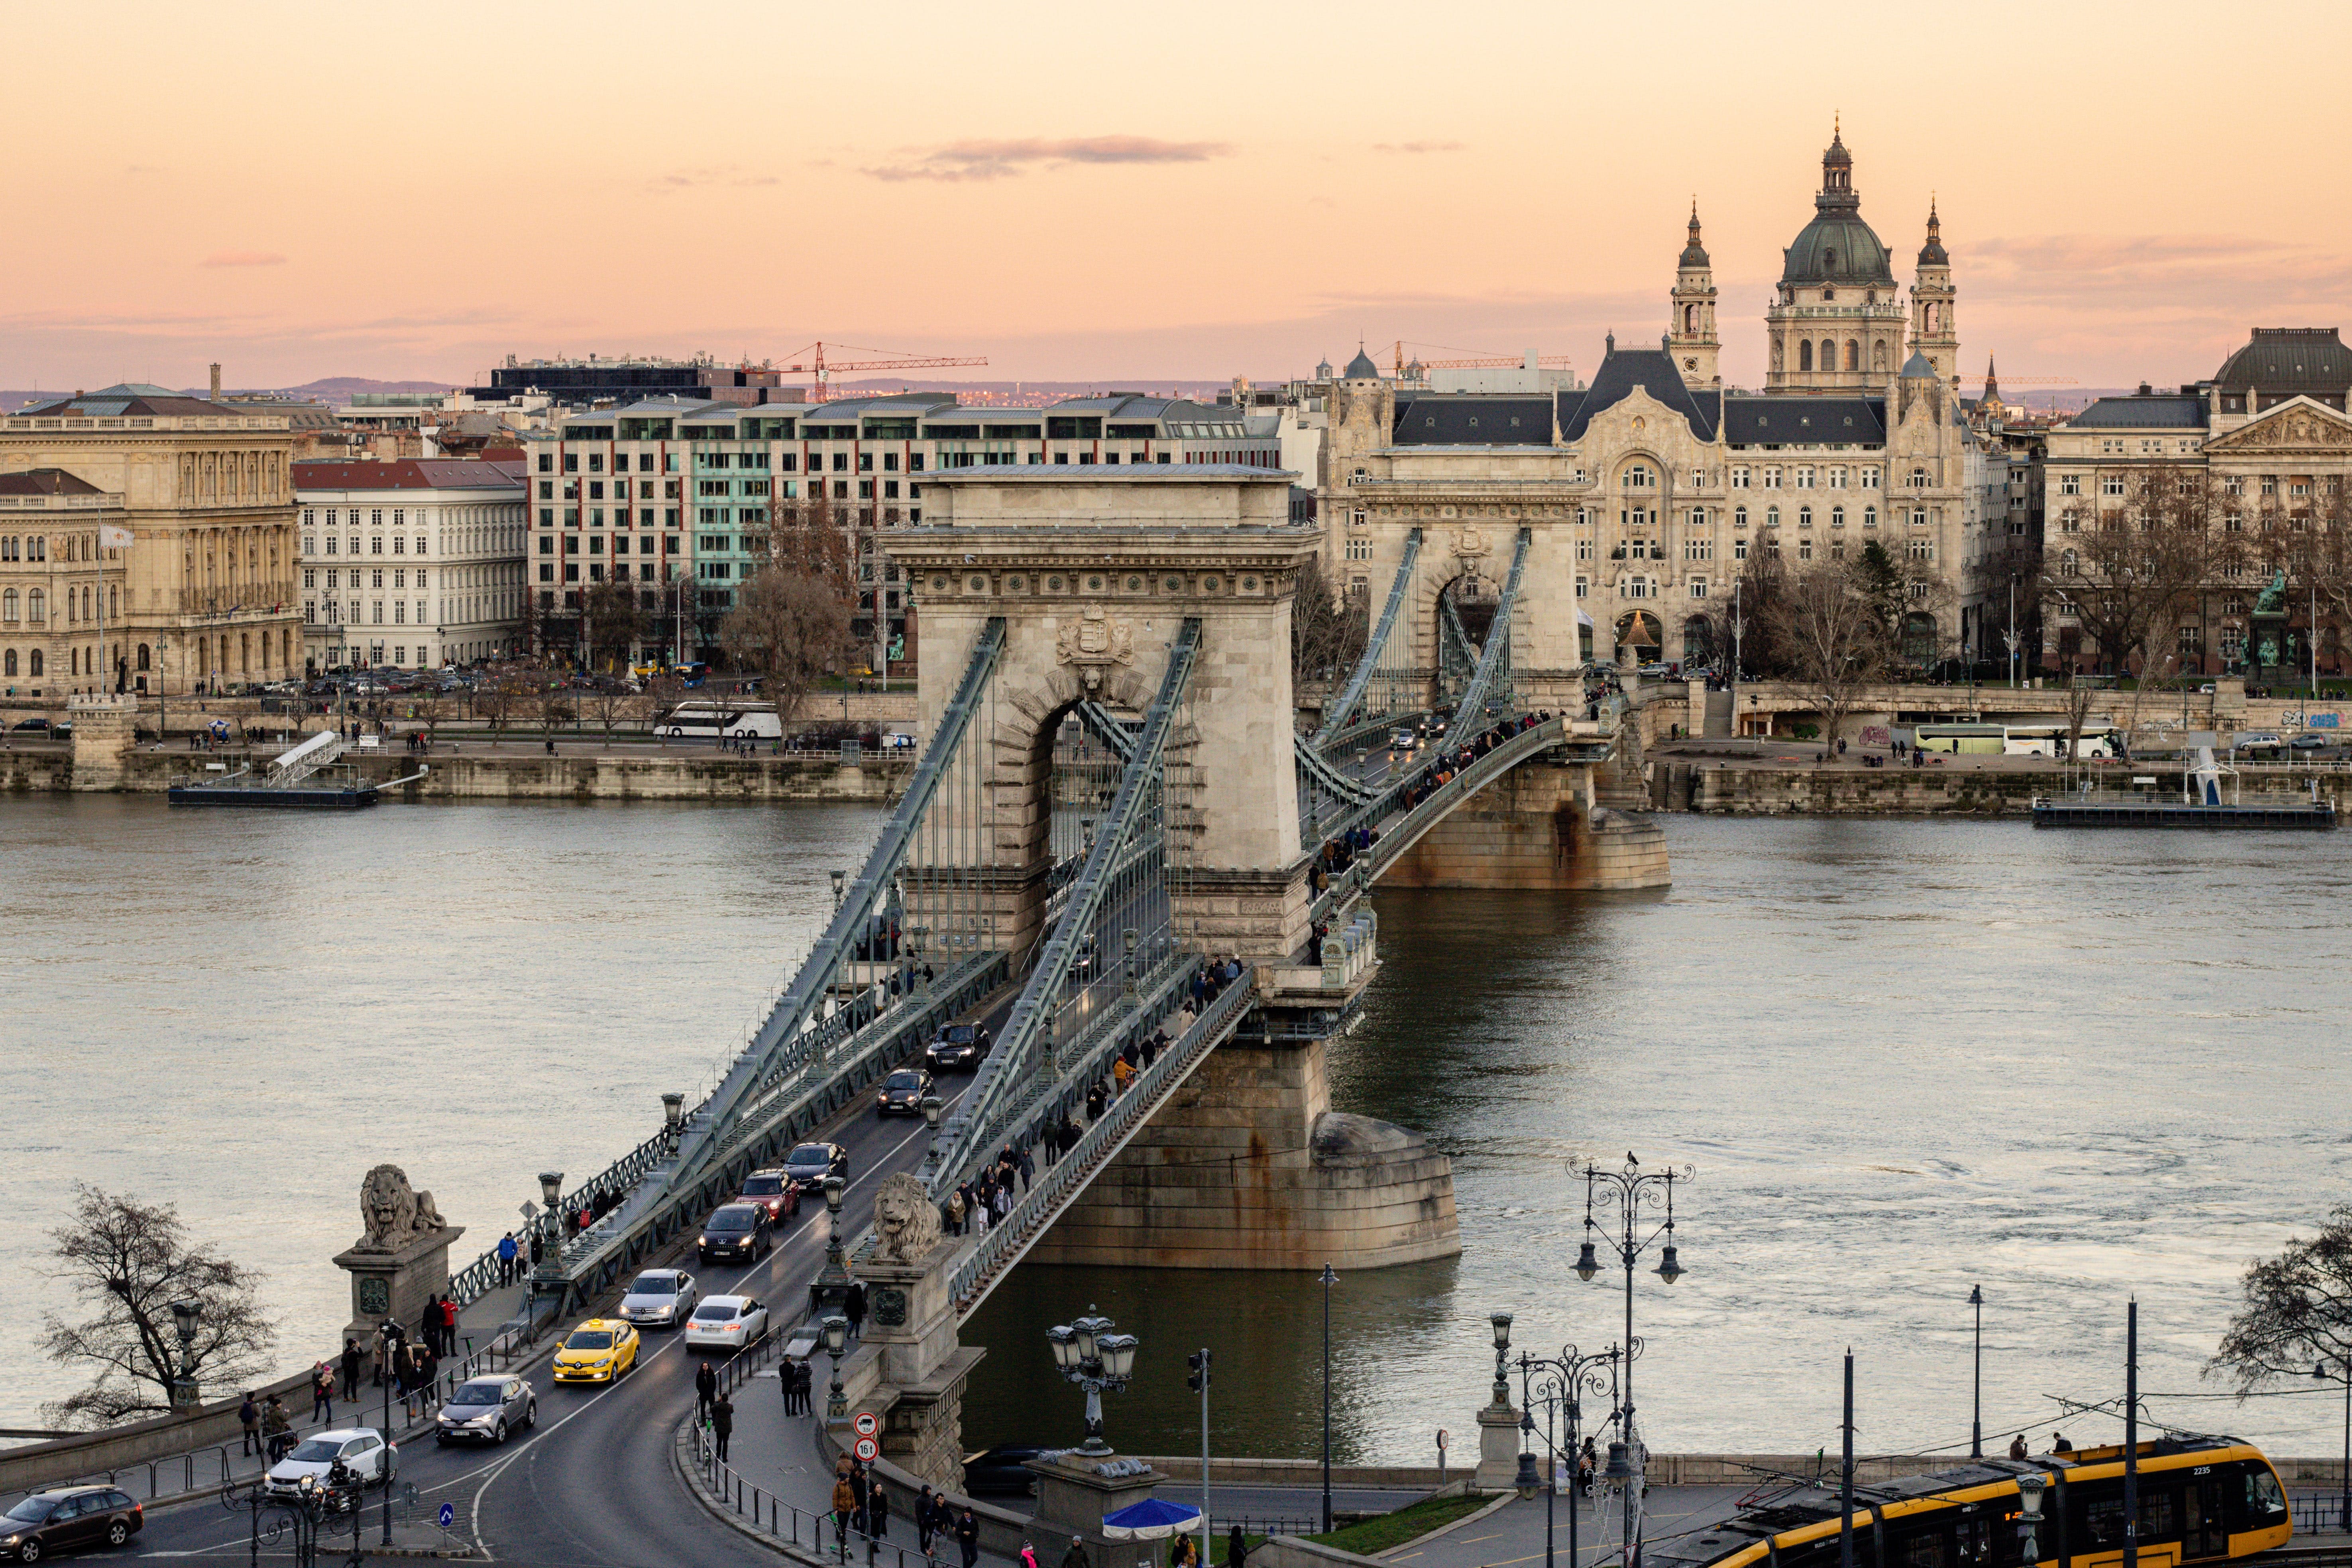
[736,1169,801,1224]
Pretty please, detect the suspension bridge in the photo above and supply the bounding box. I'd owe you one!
[445,466,1664,1488]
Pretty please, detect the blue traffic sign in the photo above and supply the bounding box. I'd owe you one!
[438,1503,455,1529]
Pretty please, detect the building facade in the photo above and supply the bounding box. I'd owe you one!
[2035,328,2352,675]
[0,470,129,696]
[525,392,1279,668]
[294,460,529,672]
[0,385,301,696]
[1317,129,1987,683]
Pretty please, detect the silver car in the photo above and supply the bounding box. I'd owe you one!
[618,1268,698,1328]
[435,1376,535,1446]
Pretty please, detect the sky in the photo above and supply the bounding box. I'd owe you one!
[5,0,2349,397]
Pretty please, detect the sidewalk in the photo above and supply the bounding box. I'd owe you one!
[1381,1486,1748,1568]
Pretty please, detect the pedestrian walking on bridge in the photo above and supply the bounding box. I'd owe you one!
[497,1232,518,1287]
[833,1475,858,1553]
[955,1507,980,1568]
[870,1483,890,1540]
[709,1393,733,1462]
[238,1392,259,1457]
[695,1360,717,1421]
[340,1339,362,1403]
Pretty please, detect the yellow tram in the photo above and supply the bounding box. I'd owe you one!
[1655,1437,2293,1568]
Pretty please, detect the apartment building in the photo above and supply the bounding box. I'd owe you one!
[294,459,529,672]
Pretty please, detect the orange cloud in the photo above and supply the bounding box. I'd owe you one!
[864,135,1232,182]
[200,250,286,268]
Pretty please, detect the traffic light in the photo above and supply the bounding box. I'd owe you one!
[1187,1349,1211,1393]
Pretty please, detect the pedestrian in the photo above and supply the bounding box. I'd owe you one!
[870,1483,890,1540]
[947,1187,965,1236]
[497,1231,518,1287]
[238,1391,260,1456]
[442,1293,461,1356]
[1018,1146,1034,1193]
[2052,1431,2073,1454]
[917,1486,937,1555]
[311,1362,334,1423]
[1066,1539,1093,1568]
[796,1358,815,1415]
[2008,1434,2029,1460]
[1228,1524,1248,1568]
[339,1339,363,1403]
[846,1281,867,1338]
[1171,1534,1196,1568]
[710,1393,734,1462]
[956,1507,980,1568]
[695,1359,717,1421]
[1024,1542,1041,1568]
[833,1474,859,1552]
[262,1394,293,1462]
[529,1230,544,1268]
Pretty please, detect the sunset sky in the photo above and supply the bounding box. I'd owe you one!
[7,0,2348,396]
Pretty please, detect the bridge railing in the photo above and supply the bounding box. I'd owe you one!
[947,968,1256,1313]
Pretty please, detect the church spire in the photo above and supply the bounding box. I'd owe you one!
[1918,196,1947,266]
[1679,198,1709,268]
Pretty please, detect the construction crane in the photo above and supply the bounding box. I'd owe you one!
[1388,341,1574,378]
[778,342,988,401]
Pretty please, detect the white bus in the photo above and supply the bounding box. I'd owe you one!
[659,701,783,741]
[2003,723,2116,759]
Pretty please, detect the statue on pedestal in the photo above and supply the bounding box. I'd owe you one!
[355,1164,449,1253]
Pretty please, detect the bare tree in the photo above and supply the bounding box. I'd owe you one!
[1732,538,1792,677]
[2051,460,2206,678]
[1764,559,1892,757]
[584,687,643,748]
[720,520,859,724]
[41,1186,279,1428]
[1291,554,1368,696]
[477,671,526,743]
[581,579,643,674]
[2210,1205,2352,1391]
[535,688,576,746]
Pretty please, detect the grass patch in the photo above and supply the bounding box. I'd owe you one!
[1311,1493,1493,1557]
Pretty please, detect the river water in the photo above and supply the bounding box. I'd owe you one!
[6,802,2348,1463]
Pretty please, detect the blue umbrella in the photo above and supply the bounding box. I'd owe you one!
[1101,1499,1203,1542]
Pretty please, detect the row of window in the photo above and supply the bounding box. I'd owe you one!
[544,445,1255,476]
[0,584,119,623]
[540,534,677,556]
[301,506,521,527]
[2060,472,2337,497]
[300,534,430,556]
[1,536,52,561]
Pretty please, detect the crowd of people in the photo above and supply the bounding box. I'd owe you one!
[1395,712,1556,814]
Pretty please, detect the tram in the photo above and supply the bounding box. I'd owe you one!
[1650,1436,2291,1568]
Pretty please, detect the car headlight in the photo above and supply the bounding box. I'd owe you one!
[470,1415,497,1427]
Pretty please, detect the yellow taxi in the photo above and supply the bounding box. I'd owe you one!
[552,1318,640,1384]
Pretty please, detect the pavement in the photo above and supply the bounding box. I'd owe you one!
[1383,1486,1748,1568]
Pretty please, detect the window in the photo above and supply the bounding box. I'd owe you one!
[1908,539,1933,562]
[1763,467,1782,490]
[1684,537,1713,560]
[1733,505,1748,530]
[1861,467,1880,489]
[1574,576,1588,597]
[1831,505,1846,530]
[1624,464,1654,489]
[1829,466,1848,490]
[1911,509,1928,529]
[1344,537,1373,560]
[1690,578,1709,598]
[1733,537,1748,561]
[1691,507,1707,528]
[1731,466,1751,489]
[1863,506,1878,529]
[1909,468,1930,489]
[1798,506,1814,529]
[1796,466,1816,489]
[2101,474,2125,497]
[1576,537,1594,560]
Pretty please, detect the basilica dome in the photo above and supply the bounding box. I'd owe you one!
[1779,126,1894,287]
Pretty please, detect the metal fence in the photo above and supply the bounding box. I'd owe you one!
[2296,1489,2352,1535]
[692,1422,947,1568]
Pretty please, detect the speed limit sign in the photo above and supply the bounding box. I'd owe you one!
[854,1436,879,1463]
[853,1412,879,1438]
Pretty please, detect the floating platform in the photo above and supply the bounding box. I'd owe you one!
[168,780,379,808]
[2032,798,2335,829]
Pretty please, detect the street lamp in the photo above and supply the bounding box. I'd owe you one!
[168,1299,202,1411]
[1968,1285,1984,1458]
[823,1313,850,1421]
[1047,1304,1138,1456]
[2016,1473,2049,1564]
[921,1094,943,1131]
[1576,1156,1694,1568]
[1515,1342,1623,1568]
[812,1175,851,1318]
[2315,1358,2351,1533]
[662,1093,686,1151]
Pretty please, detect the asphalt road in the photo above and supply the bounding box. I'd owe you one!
[128,1067,989,1567]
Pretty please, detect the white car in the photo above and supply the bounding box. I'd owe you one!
[683,1294,771,1352]
[265,1428,394,1496]
[618,1268,698,1328]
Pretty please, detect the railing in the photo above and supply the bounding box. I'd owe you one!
[692,1423,945,1568]
[1312,528,1421,750]
[1439,527,1530,750]
[947,970,1256,1313]
[2294,1491,2352,1535]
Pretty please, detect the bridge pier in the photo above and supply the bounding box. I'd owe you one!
[1381,757,1669,891]
[1023,1001,1459,1271]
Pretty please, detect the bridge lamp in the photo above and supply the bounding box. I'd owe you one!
[169,1298,202,1409]
[539,1171,564,1210]
[921,1094,943,1129]
[821,1313,850,1420]
[2016,1473,2049,1562]
[1490,1312,1514,1406]
[1096,1333,1139,1383]
[1654,1244,1684,1284]
[1574,1241,1602,1282]
[823,1174,845,1220]
[831,868,846,908]
[1073,1308,1112,1367]
[1047,1324,1079,1373]
[662,1092,684,1138]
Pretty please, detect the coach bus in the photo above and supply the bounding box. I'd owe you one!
[1649,1434,2290,1568]
[1909,723,2008,755]
[2004,724,2118,759]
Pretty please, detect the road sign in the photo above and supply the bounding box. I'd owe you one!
[854,1436,879,1463]
[853,1412,879,1438]
[438,1503,455,1530]
[519,1201,539,1221]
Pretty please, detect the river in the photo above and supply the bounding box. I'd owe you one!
[5,801,2348,1462]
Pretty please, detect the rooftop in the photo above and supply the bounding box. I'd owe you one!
[2063,394,2209,430]
[0,468,106,498]
[2212,327,2352,392]
[922,464,1295,483]
[15,383,253,420]
[293,459,530,492]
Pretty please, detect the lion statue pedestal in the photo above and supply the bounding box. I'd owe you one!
[332,1164,465,1364]
[847,1173,984,1491]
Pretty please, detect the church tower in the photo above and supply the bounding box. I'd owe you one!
[1908,201,1960,388]
[1667,201,1720,389]
[1764,122,1904,393]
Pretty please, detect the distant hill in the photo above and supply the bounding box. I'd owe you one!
[1,376,455,413]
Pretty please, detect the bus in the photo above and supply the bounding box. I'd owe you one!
[1649,1434,2291,1568]
[658,700,782,741]
[1910,723,2008,756]
[2004,724,2117,759]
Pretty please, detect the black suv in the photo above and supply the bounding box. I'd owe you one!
[925,1024,990,1073]
[697,1203,772,1265]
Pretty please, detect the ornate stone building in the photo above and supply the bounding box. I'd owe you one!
[0,385,301,696]
[1316,128,1988,686]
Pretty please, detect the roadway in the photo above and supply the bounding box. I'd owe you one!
[130,1066,992,1567]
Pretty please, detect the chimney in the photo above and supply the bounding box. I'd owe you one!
[210,363,222,401]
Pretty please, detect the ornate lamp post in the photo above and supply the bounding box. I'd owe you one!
[222,1471,341,1568]
[1322,1264,1340,1532]
[822,1313,850,1420]
[662,1093,686,1153]
[2016,1473,2049,1564]
[812,1175,851,1318]
[169,1299,202,1411]
[1514,1342,1623,1568]
[1968,1285,1984,1458]
[1046,1305,1138,1456]
[2315,1357,2352,1533]
[1574,1156,1693,1568]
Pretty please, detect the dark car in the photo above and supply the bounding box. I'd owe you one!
[876,1067,933,1118]
[10,718,51,733]
[925,1024,990,1073]
[781,1141,847,1193]
[961,1446,1046,1496]
[1,1485,144,1559]
[696,1203,772,1265]
[736,1169,802,1223]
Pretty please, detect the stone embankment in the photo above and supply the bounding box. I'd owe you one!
[1643,752,2350,815]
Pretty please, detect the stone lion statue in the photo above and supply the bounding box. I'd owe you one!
[872,1172,941,1265]
[357,1163,448,1253]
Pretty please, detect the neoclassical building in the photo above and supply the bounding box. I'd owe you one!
[1316,127,1988,688]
